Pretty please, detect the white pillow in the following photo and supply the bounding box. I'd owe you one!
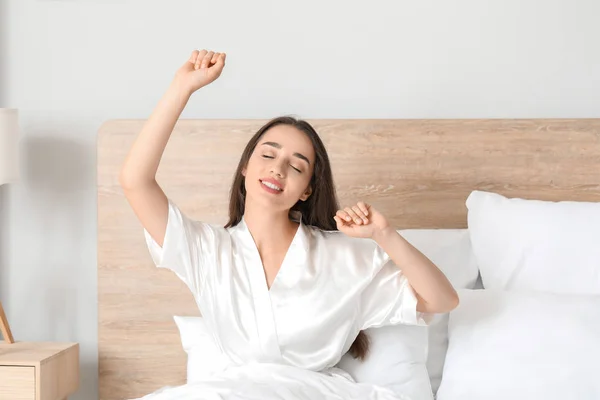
[398,229,479,395]
[337,325,433,400]
[173,316,229,383]
[466,190,600,294]
[437,289,600,400]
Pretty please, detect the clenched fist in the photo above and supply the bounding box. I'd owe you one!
[174,49,226,95]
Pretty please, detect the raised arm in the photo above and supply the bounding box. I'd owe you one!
[119,49,226,246]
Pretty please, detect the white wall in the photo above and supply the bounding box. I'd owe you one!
[1,0,599,399]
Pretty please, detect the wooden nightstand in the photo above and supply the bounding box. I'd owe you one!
[0,342,79,400]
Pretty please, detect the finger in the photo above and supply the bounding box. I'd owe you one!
[194,49,207,69]
[352,205,368,224]
[214,52,226,69]
[195,49,208,70]
[188,50,200,64]
[211,52,220,65]
[344,207,362,225]
[336,210,352,223]
[357,201,369,216]
[333,215,342,228]
[201,51,214,69]
[334,216,351,232]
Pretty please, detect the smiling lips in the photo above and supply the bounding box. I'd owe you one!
[260,178,283,194]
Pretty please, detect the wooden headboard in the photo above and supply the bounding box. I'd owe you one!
[98,119,600,400]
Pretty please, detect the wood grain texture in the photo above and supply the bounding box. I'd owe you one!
[0,342,78,366]
[0,366,35,400]
[0,342,79,400]
[98,118,600,400]
[38,344,79,400]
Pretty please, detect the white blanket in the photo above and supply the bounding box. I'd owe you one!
[133,364,412,400]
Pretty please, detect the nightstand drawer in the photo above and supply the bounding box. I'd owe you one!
[0,366,35,400]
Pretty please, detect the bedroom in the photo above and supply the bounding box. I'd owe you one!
[1,1,600,400]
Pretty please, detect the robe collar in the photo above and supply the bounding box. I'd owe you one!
[237,210,310,253]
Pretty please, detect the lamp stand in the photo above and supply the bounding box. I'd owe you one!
[0,301,14,343]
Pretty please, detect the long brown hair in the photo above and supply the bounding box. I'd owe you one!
[224,116,370,361]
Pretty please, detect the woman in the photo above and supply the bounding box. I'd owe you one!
[120,49,458,400]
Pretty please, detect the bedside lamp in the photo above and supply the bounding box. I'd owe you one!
[0,108,19,344]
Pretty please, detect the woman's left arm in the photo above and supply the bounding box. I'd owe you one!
[335,201,459,314]
[373,227,459,314]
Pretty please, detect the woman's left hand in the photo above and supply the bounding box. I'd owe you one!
[334,201,390,239]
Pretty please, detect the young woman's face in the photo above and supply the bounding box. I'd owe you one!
[243,124,315,212]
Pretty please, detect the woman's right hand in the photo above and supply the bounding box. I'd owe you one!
[173,49,226,95]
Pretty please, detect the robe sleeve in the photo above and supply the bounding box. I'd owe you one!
[143,199,217,297]
[359,243,432,329]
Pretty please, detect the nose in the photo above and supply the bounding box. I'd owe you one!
[270,160,285,178]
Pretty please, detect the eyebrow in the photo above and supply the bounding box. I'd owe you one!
[261,141,311,165]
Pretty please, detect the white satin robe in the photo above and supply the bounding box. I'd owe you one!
[145,199,428,373]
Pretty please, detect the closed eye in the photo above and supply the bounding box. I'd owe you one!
[262,154,302,173]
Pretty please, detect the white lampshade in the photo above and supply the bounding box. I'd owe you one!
[0,108,19,185]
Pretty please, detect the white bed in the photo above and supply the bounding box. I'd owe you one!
[98,118,600,400]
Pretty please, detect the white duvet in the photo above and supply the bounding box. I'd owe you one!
[134,363,411,400]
